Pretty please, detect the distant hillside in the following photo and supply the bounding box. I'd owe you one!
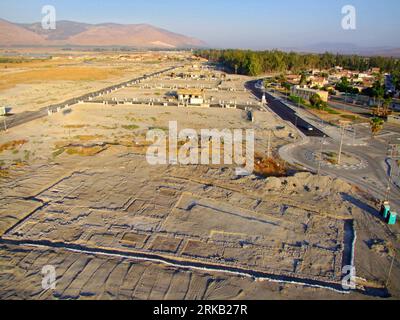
[18,21,92,41]
[290,42,400,58]
[0,19,206,48]
[0,19,46,46]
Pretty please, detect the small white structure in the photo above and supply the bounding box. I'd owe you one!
[0,106,10,116]
[261,93,267,104]
[291,85,329,102]
[177,89,206,106]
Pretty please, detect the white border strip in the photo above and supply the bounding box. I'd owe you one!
[23,242,350,294]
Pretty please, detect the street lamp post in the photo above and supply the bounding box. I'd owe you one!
[385,143,398,202]
[386,252,396,288]
[338,126,345,165]
[318,136,326,176]
[267,130,272,159]
[338,121,351,165]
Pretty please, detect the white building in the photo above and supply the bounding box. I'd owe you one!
[177,89,206,106]
[291,85,329,102]
[0,106,11,116]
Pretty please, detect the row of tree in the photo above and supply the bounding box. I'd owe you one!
[194,49,400,86]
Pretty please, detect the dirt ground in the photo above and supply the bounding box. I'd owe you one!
[0,50,184,114]
[0,58,399,300]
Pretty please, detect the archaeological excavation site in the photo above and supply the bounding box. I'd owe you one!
[0,55,399,301]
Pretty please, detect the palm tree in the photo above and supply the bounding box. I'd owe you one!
[299,72,308,86]
[370,117,385,137]
[382,97,393,116]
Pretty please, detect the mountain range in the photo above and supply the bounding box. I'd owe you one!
[0,19,206,48]
[281,42,400,57]
[1,18,399,57]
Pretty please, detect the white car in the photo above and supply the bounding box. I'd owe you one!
[300,124,314,131]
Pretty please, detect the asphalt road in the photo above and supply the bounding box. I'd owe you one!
[290,137,400,211]
[249,79,400,211]
[246,81,327,137]
[264,92,327,137]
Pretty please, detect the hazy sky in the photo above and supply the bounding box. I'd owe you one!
[1,0,399,49]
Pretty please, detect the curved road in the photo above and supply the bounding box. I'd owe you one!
[246,80,326,137]
[287,137,400,211]
[248,79,400,212]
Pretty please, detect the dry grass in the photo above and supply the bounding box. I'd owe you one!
[12,160,27,168]
[0,140,28,153]
[0,168,9,178]
[74,135,104,141]
[0,160,8,178]
[52,148,65,158]
[65,146,107,157]
[254,153,286,177]
[308,108,368,125]
[0,158,29,178]
[0,67,124,91]
[323,151,338,165]
[54,141,69,149]
[0,56,71,69]
[122,124,140,131]
[63,124,88,129]
[97,124,118,130]
[53,138,107,157]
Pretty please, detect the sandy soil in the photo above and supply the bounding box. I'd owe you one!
[0,61,399,300]
[0,50,183,114]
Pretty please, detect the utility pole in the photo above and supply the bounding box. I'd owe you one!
[338,121,350,165]
[386,250,396,288]
[385,143,398,202]
[267,130,272,159]
[318,136,326,176]
[338,125,345,165]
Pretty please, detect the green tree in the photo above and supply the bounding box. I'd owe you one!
[309,93,326,110]
[193,49,400,77]
[372,80,385,99]
[247,54,262,76]
[370,117,385,137]
[335,77,359,94]
[299,72,308,86]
